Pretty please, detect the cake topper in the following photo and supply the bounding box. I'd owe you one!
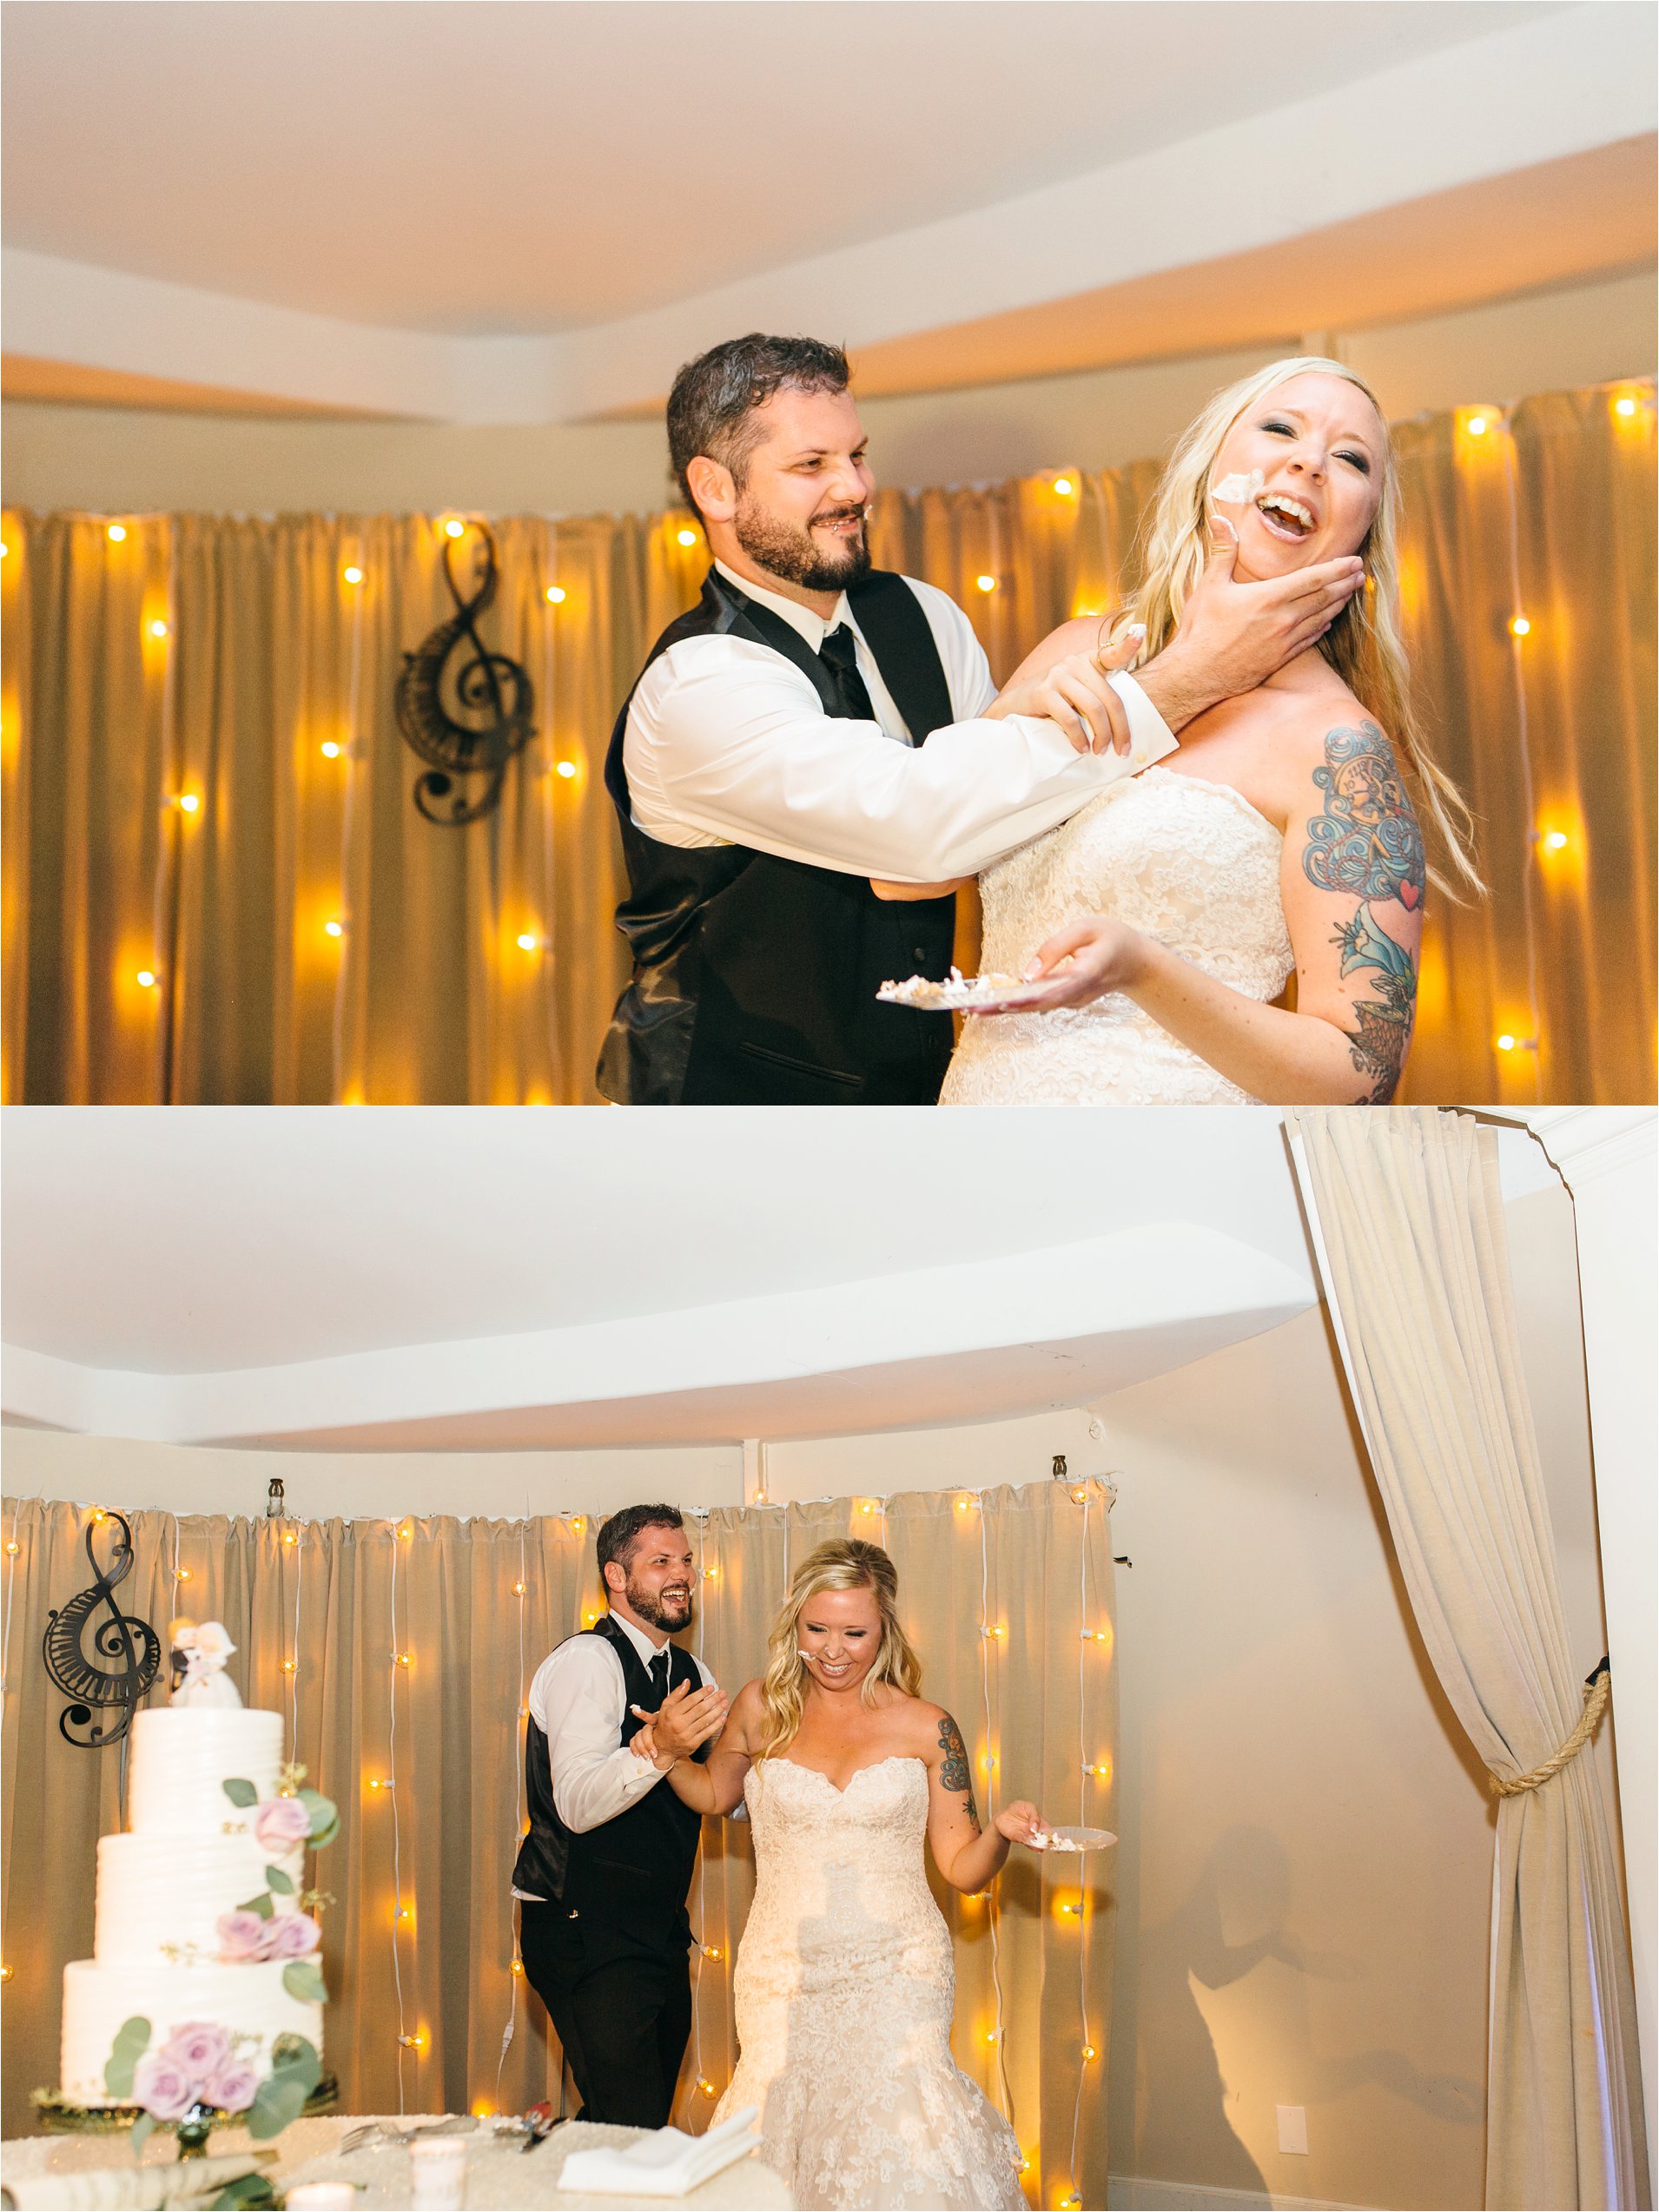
[169,1619,245,1708]
[42,1510,162,1749]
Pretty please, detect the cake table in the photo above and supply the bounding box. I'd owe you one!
[0,2116,793,2209]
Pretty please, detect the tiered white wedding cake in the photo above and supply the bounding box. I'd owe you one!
[60,1682,329,2105]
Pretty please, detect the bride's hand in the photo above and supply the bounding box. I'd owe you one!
[993,1800,1048,1846]
[988,627,1142,756]
[962,916,1148,1015]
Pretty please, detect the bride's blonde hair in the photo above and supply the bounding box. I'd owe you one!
[1104,355,1481,897]
[756,1540,921,1761]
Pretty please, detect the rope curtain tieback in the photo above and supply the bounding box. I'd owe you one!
[1490,1657,1611,1797]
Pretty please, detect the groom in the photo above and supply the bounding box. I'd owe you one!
[512,1506,728,2128]
[598,331,1365,1106]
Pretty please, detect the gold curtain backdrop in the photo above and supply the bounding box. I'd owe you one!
[1,1482,1118,2209]
[2,380,1652,1105]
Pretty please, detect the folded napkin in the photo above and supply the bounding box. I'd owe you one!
[1,2150,274,2210]
[554,2108,761,2200]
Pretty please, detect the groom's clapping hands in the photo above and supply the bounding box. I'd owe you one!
[630,1680,728,1768]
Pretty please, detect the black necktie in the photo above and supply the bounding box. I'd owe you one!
[648,1651,670,1708]
[818,624,878,724]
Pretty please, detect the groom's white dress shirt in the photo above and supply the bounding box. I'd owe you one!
[622,560,1178,884]
[512,1608,718,1903]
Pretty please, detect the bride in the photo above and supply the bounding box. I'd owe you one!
[889,357,1481,1106]
[633,1540,1044,2210]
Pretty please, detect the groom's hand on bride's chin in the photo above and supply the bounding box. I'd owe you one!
[1138,515,1367,730]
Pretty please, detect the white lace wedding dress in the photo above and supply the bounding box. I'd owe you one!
[940,768,1293,1106]
[711,1755,1025,2211]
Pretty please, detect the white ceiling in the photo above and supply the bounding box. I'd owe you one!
[2,1106,1315,1370]
[2,1106,1321,1446]
[0,2,1557,333]
[3,2,1650,423]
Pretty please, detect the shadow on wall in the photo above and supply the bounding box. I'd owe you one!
[1134,1826,1479,2193]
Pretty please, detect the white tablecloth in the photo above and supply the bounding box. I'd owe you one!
[0,2115,793,2210]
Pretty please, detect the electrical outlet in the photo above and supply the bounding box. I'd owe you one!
[1276,2105,1309,2156]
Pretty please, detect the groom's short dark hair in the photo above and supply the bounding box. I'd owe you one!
[668,333,851,518]
[597,1503,686,1578]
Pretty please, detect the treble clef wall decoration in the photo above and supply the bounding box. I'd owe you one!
[394,519,537,825]
[42,1511,162,1750]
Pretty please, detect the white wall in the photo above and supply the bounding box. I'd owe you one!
[3,268,1650,518]
[0,1402,1107,1523]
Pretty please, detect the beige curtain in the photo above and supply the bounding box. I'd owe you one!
[1283,1106,1649,2210]
[1,1481,1117,2208]
[4,380,1652,1104]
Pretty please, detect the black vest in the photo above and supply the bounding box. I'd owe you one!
[597,568,959,1106]
[512,1614,710,1958]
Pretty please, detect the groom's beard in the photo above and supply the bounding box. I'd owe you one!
[624,1572,694,1634]
[734,494,872,594]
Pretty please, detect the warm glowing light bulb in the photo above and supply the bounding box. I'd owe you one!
[1497,1033,1517,1053]
[445,518,466,539]
[512,1581,526,1595]
[325,919,344,938]
[177,792,199,813]
[107,523,128,543]
[1615,395,1638,417]
[545,584,566,604]
[1466,415,1488,437]
[397,1908,411,1922]
[0,1966,11,1983]
[175,1567,191,1581]
[1541,829,1569,852]
[4,1542,18,1556]
[321,741,341,759]
[395,1652,413,1667]
[698,2078,717,2097]
[342,565,364,585]
[984,2029,1000,2044]
[1053,476,1074,496]
[702,1945,723,1960]
[975,574,997,593]
[1081,2044,1097,2061]
[510,1958,524,1975]
[284,1532,297,1545]
[516,932,538,952]
[677,528,698,548]
[704,1564,719,1579]
[955,1496,972,1512]
[1072,1487,1087,1503]
[149,620,169,639]
[583,1609,597,1626]
[281,1660,296,1674]
[0,541,8,558]
[1510,616,1530,637]
[135,969,157,988]
[555,759,578,779]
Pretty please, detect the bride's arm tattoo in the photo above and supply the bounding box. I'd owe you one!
[1301,722,1423,1103]
[937,1713,981,1835]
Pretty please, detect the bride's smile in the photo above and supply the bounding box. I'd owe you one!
[1209,370,1384,581]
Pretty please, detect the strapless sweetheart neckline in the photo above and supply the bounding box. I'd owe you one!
[773,1753,924,1797]
[941,759,1296,1106]
[1152,763,1282,842]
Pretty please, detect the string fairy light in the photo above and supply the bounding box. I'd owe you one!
[977,1502,1014,2124]
[330,530,367,1103]
[142,526,182,1080]
[690,1510,712,2122]
[388,1521,410,2113]
[1496,412,1545,1101]
[1066,1481,1099,2209]
[494,1509,530,2114]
